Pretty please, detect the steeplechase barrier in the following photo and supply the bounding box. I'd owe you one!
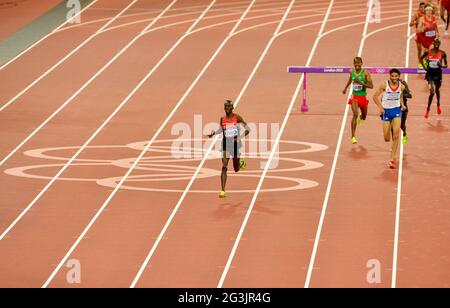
[287,66,450,112]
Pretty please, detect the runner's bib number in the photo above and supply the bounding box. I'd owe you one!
[382,94,401,109]
[224,126,239,138]
[425,30,436,37]
[429,60,440,69]
[353,83,363,92]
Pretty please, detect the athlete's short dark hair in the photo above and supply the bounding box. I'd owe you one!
[354,57,363,63]
[389,68,401,76]
[225,100,233,105]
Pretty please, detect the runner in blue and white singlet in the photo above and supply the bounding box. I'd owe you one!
[373,69,407,169]
[381,79,402,121]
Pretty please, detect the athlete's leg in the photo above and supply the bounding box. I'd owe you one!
[383,120,392,142]
[441,6,447,23]
[360,105,368,121]
[427,79,436,111]
[435,77,442,106]
[351,101,359,138]
[401,109,408,144]
[417,41,423,64]
[401,109,408,135]
[221,155,230,192]
[391,118,402,162]
[447,8,450,30]
[232,157,240,172]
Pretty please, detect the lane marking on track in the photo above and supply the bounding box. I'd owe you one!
[0,0,139,113]
[129,0,298,288]
[129,2,411,289]
[39,0,221,288]
[0,0,412,286]
[0,0,338,167]
[0,0,409,253]
[3,139,327,193]
[218,0,336,288]
[391,0,414,289]
[304,0,414,288]
[0,0,99,71]
[0,0,183,167]
[0,0,342,254]
[0,1,294,113]
[56,0,316,33]
[0,2,406,167]
[0,0,335,115]
[0,0,180,242]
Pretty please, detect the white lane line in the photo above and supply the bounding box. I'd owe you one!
[56,0,298,34]
[0,1,341,242]
[0,0,139,112]
[304,0,397,288]
[41,0,395,289]
[219,3,409,290]
[43,5,352,290]
[40,0,218,288]
[120,0,389,36]
[391,0,413,289]
[0,1,179,167]
[112,0,342,34]
[129,0,296,288]
[0,0,99,71]
[2,0,400,284]
[218,0,335,288]
[193,2,405,36]
[0,0,179,241]
[131,1,408,289]
[0,0,394,167]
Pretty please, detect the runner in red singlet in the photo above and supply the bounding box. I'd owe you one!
[410,2,426,67]
[208,100,250,198]
[441,0,450,35]
[418,4,440,52]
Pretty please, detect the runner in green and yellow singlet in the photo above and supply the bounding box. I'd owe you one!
[342,57,374,144]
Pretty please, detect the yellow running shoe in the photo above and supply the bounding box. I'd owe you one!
[351,136,357,144]
[239,158,247,171]
[418,63,423,69]
[402,135,408,145]
[219,191,227,198]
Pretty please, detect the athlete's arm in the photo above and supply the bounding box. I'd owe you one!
[363,70,374,89]
[442,51,448,68]
[372,84,386,115]
[342,71,353,94]
[410,14,418,27]
[208,118,223,138]
[401,80,413,99]
[237,114,250,137]
[418,17,425,32]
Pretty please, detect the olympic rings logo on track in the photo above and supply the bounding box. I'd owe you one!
[4,139,328,194]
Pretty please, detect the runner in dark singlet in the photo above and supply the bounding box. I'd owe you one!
[420,38,448,118]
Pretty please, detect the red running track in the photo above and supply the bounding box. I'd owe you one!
[0,0,449,288]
